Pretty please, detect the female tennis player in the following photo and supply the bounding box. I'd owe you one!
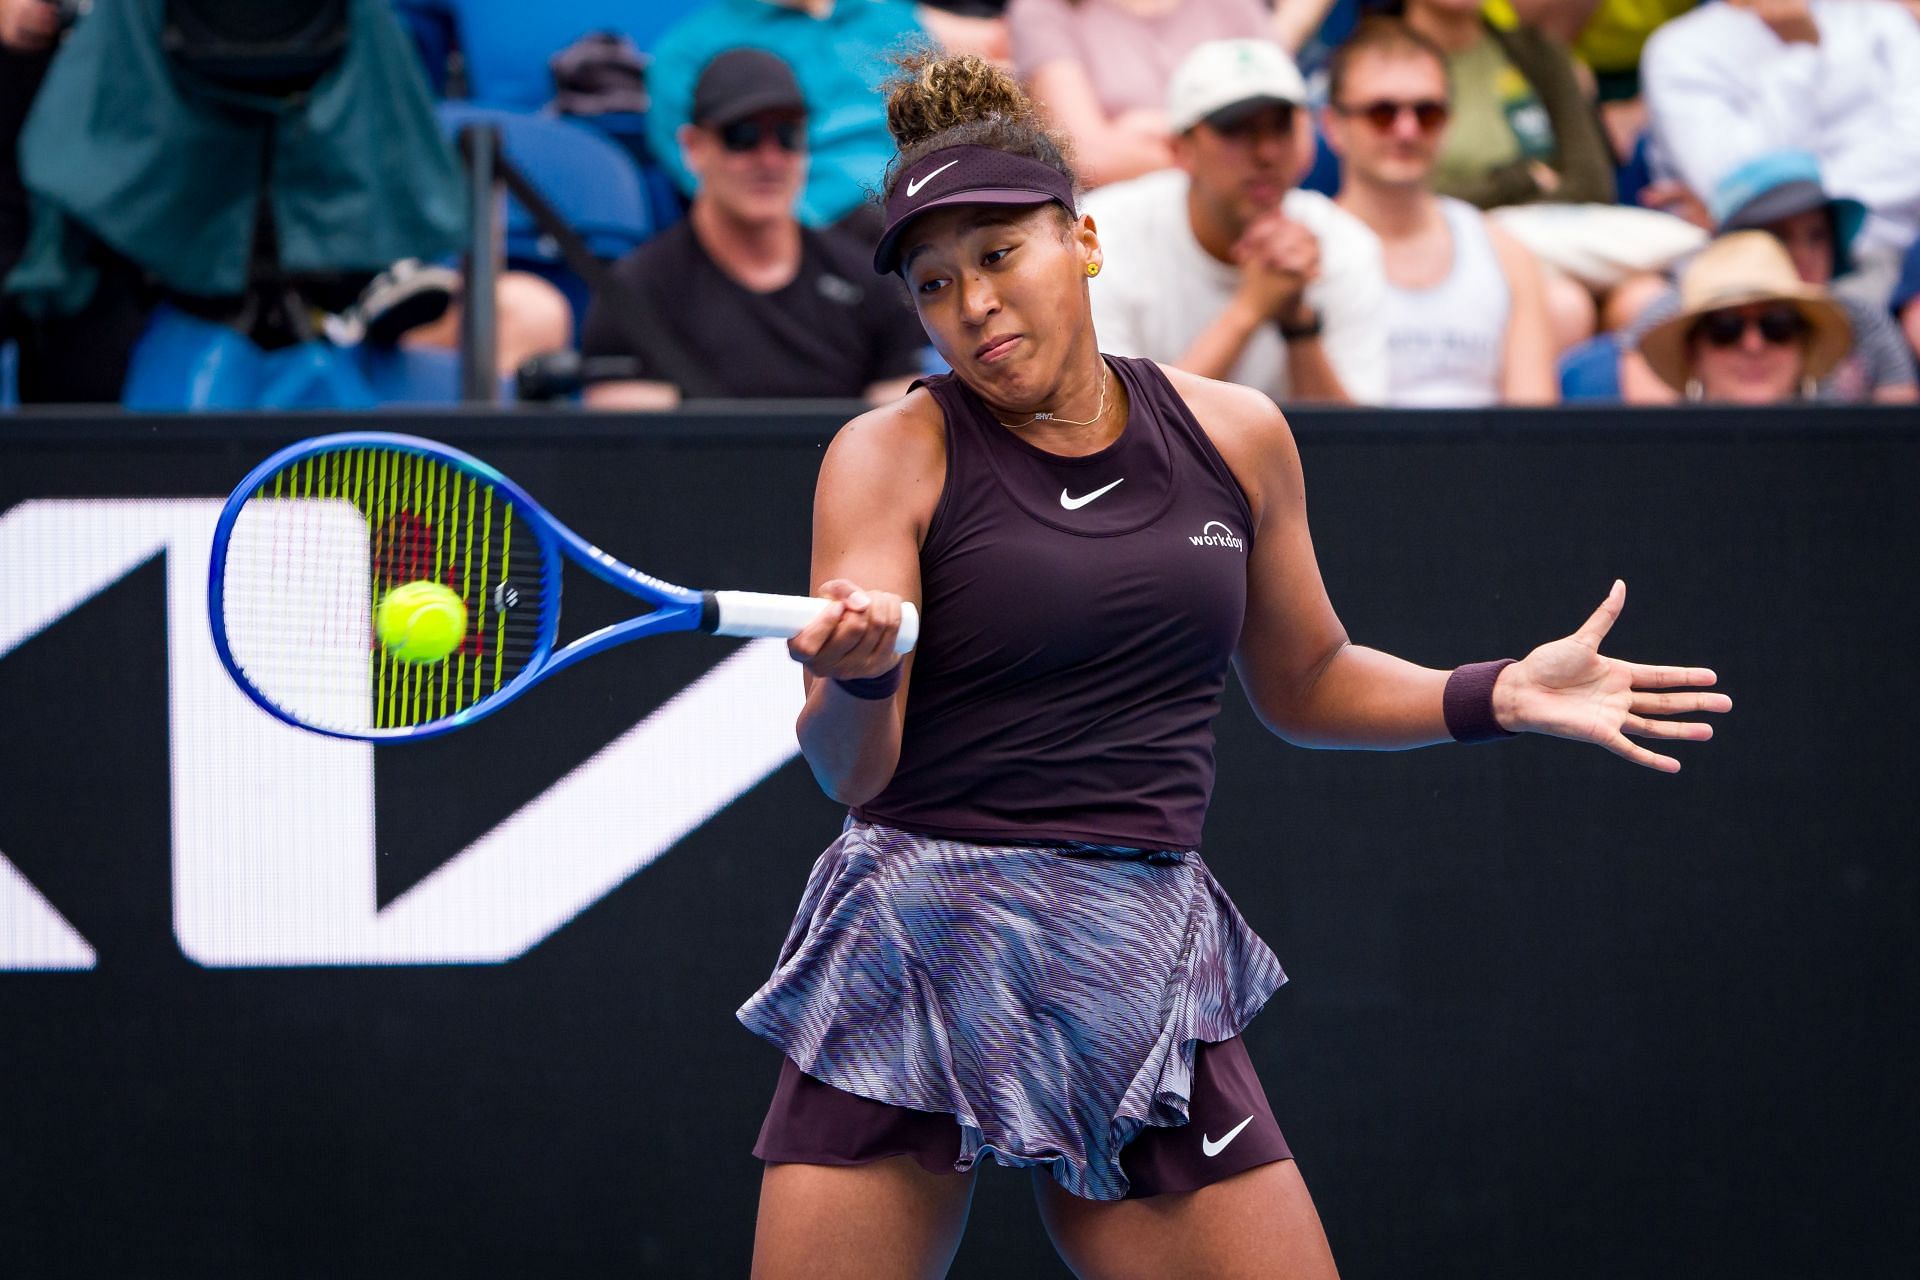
[737,52,1729,1280]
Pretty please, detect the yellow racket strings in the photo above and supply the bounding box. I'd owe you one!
[232,447,547,732]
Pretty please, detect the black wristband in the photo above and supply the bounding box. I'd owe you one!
[833,662,903,701]
[1278,310,1322,342]
[1444,659,1518,743]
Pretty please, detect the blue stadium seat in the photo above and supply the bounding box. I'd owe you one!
[395,2,695,244]
[122,305,498,410]
[123,305,381,410]
[436,104,656,326]
[395,0,706,112]
[358,344,463,405]
[560,110,689,237]
[1558,332,1623,402]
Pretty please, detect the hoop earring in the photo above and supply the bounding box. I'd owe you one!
[1684,376,1704,403]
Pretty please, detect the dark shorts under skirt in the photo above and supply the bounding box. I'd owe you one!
[755,1031,1293,1198]
[735,821,1289,1201]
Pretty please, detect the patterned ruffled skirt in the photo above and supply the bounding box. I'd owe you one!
[736,820,1287,1200]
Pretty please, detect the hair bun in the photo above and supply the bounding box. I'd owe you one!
[885,51,1036,151]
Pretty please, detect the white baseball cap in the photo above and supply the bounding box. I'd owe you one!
[1166,39,1308,134]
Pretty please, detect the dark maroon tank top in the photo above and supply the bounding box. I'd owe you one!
[853,355,1255,850]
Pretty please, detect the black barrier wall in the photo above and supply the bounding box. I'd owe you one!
[1,406,1916,1278]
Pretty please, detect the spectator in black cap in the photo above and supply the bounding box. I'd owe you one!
[583,48,926,409]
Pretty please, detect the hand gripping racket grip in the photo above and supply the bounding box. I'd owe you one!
[705,592,920,655]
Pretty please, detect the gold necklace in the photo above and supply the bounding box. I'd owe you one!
[994,369,1110,429]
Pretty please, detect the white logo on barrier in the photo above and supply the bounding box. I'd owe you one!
[0,499,804,971]
[1188,520,1244,551]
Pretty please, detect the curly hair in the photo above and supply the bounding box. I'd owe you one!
[879,50,1078,202]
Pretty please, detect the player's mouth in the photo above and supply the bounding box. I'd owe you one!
[975,334,1023,364]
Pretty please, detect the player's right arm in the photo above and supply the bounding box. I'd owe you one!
[789,391,945,806]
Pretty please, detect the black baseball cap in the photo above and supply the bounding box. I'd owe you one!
[691,48,807,128]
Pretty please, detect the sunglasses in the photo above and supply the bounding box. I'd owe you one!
[1210,103,1297,140]
[717,118,804,154]
[1692,305,1808,348]
[1333,99,1450,132]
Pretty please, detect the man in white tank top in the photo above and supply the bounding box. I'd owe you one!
[1324,18,1558,408]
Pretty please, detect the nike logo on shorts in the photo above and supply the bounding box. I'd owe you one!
[1060,478,1124,510]
[1201,1115,1254,1157]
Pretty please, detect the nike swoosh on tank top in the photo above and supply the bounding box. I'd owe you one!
[853,355,1254,850]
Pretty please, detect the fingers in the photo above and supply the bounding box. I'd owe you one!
[1625,663,1721,691]
[840,591,902,673]
[1629,689,1732,715]
[786,597,849,667]
[1621,713,1713,742]
[1604,732,1682,773]
[786,584,905,679]
[814,578,864,604]
[1572,578,1626,648]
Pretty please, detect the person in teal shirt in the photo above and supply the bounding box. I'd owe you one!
[645,0,929,242]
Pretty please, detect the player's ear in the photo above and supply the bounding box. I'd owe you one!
[1073,213,1102,276]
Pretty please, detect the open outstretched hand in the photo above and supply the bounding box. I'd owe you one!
[1495,580,1731,773]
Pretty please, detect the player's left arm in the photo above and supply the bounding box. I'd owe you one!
[1175,370,1731,770]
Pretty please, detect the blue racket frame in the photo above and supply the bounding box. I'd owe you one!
[208,431,710,742]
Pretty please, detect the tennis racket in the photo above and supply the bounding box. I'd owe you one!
[207,431,917,741]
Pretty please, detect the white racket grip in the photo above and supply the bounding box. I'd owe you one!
[708,591,919,654]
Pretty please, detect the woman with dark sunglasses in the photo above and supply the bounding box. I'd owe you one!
[1635,231,1853,404]
[741,48,1728,1280]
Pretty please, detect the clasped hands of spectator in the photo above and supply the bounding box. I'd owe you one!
[1230,211,1321,329]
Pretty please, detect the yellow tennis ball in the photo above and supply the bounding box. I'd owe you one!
[376,581,467,664]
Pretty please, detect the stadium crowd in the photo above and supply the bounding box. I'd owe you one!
[3,0,1919,411]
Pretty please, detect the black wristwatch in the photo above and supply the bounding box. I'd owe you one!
[1278,309,1322,342]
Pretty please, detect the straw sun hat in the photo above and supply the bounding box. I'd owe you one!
[1637,230,1852,394]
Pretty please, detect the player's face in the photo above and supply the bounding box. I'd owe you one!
[1176,104,1307,235]
[1325,52,1450,191]
[684,109,808,224]
[899,203,1100,408]
[1687,302,1810,404]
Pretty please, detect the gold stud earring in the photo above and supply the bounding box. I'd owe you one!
[1086,262,1101,277]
